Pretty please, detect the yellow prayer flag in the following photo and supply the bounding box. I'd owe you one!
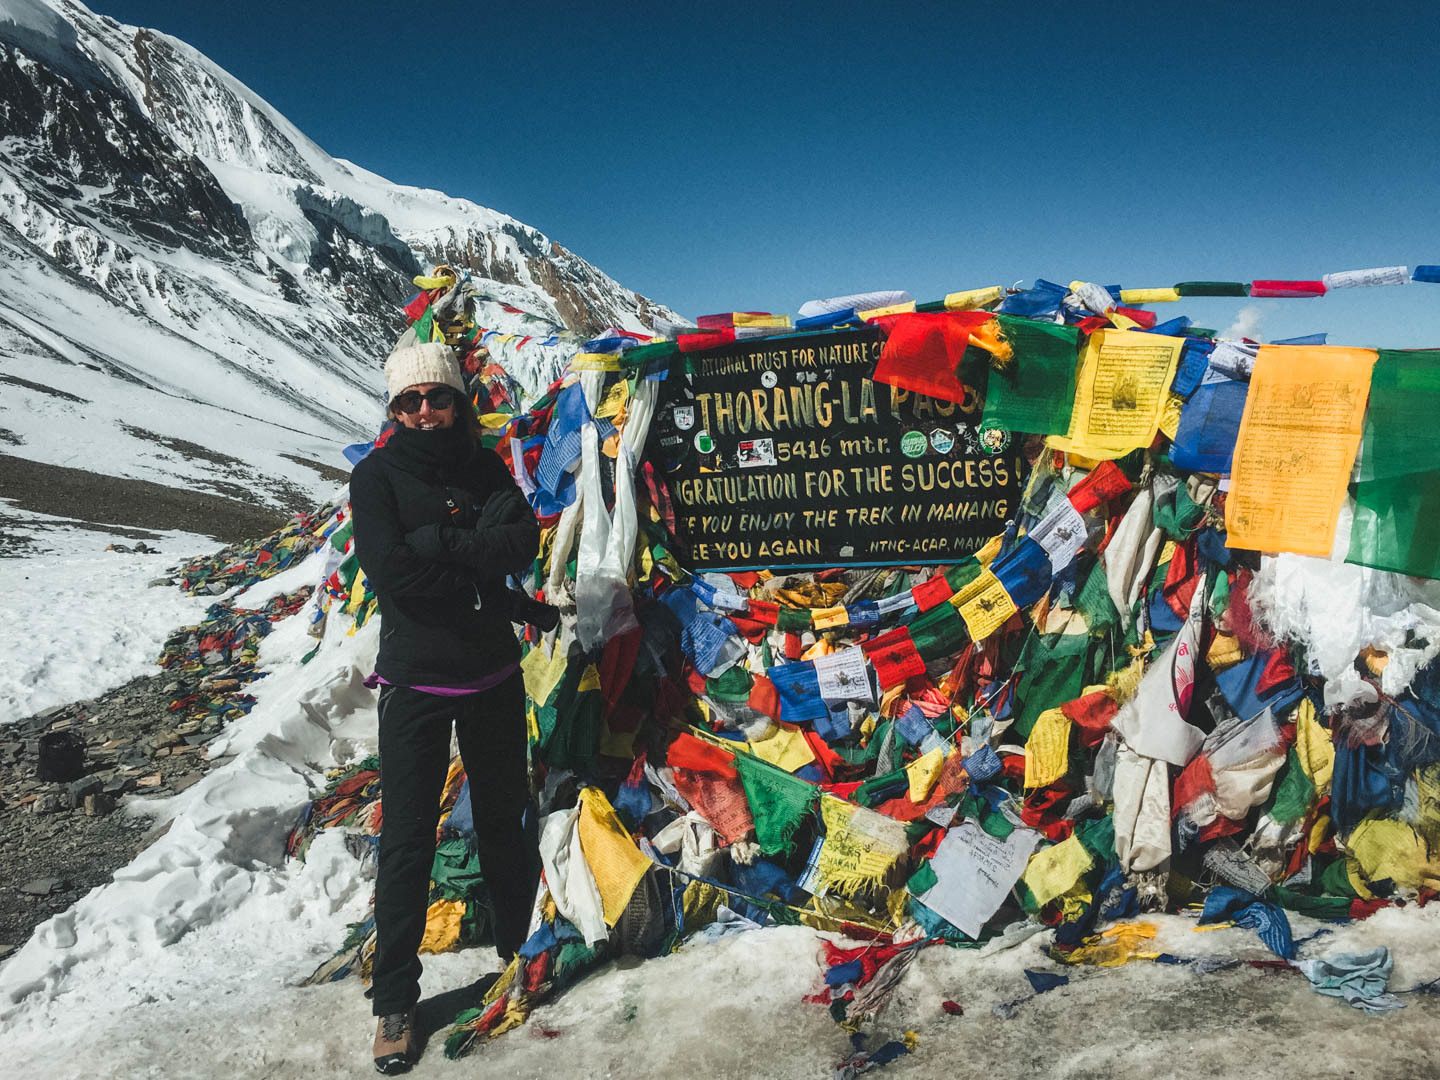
[812,605,850,630]
[857,301,917,320]
[944,286,1004,311]
[1347,818,1427,890]
[814,796,910,897]
[418,898,467,954]
[578,663,602,693]
[1119,288,1181,304]
[953,570,1017,641]
[595,380,630,420]
[576,787,652,925]
[571,352,623,372]
[1294,698,1334,793]
[1048,330,1186,459]
[520,639,569,705]
[1109,310,1143,331]
[975,533,1003,566]
[412,273,456,290]
[1023,834,1094,907]
[733,312,792,328]
[1158,392,1185,440]
[1024,707,1071,789]
[748,725,817,773]
[905,746,945,802]
[1225,345,1376,556]
[1060,921,1160,966]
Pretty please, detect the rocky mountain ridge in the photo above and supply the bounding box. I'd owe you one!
[0,0,674,520]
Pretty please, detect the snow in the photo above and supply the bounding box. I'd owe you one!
[0,0,84,82]
[0,506,215,724]
[4,547,1440,1077]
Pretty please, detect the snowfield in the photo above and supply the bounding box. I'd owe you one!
[0,506,216,724]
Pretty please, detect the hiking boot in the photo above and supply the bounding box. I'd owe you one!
[372,1009,416,1074]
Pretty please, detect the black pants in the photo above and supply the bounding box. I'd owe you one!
[371,674,538,1016]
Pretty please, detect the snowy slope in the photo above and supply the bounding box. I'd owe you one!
[0,0,675,512]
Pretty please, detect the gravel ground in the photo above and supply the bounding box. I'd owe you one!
[0,452,312,542]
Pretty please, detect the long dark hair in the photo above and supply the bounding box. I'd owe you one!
[453,391,485,441]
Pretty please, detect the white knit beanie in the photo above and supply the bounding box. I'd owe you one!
[384,342,465,403]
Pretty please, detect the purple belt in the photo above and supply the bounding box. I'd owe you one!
[364,662,520,697]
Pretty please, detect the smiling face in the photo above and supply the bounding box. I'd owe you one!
[391,382,457,430]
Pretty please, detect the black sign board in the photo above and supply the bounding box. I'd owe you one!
[651,327,1027,570]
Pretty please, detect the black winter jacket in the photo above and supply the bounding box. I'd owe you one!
[349,424,540,686]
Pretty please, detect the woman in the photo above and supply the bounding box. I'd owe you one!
[349,342,541,1074]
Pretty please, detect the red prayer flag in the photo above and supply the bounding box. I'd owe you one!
[1067,460,1132,513]
[1060,689,1119,748]
[1249,280,1326,299]
[748,675,781,720]
[1172,753,1216,819]
[747,599,779,626]
[677,328,737,352]
[911,574,954,612]
[870,311,993,404]
[667,731,737,778]
[1112,306,1157,329]
[862,628,927,689]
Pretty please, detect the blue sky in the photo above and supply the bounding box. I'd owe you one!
[93,1,1440,347]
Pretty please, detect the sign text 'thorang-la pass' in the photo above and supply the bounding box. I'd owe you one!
[651,327,1027,570]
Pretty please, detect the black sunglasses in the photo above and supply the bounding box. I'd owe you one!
[392,387,458,414]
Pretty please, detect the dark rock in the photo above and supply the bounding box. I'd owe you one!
[31,790,70,814]
[67,775,103,801]
[83,792,115,816]
[19,877,66,896]
[171,772,202,793]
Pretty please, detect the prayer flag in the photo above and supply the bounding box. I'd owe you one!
[1048,330,1186,459]
[980,316,1082,436]
[871,311,995,404]
[735,751,818,856]
[1226,345,1375,556]
[1347,349,1440,579]
[576,788,652,926]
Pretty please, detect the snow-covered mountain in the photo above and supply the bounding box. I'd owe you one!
[0,0,675,515]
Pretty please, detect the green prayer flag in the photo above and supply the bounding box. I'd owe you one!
[413,305,436,343]
[706,665,753,703]
[1270,885,1352,921]
[1012,631,1089,740]
[734,752,817,856]
[1076,813,1115,864]
[907,860,939,895]
[622,340,680,374]
[1174,282,1249,297]
[1268,748,1316,825]
[980,315,1081,436]
[1319,857,1359,899]
[1075,558,1119,638]
[541,664,601,770]
[1347,350,1440,580]
[944,557,983,593]
[910,600,966,660]
[777,606,812,632]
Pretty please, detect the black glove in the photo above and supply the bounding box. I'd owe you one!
[508,590,560,631]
